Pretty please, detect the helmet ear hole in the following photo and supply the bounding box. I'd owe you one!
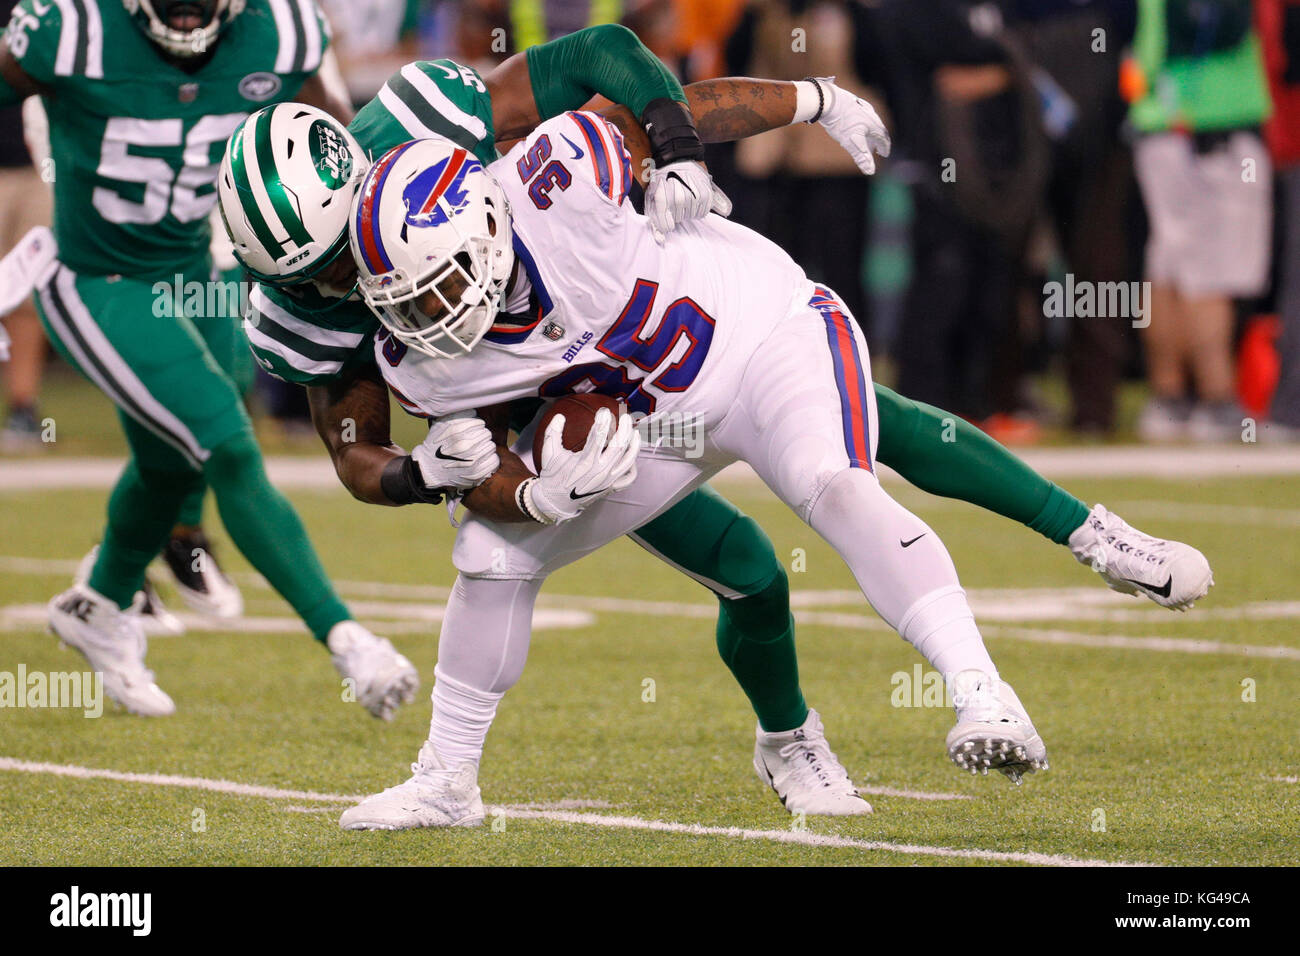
[485,212,497,238]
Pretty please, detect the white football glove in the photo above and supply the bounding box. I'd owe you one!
[0,226,57,319]
[644,160,733,243]
[411,412,500,492]
[522,408,640,525]
[810,77,891,175]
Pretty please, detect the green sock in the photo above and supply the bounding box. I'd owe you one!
[632,486,808,732]
[89,461,198,608]
[204,432,349,641]
[874,384,1091,545]
[716,571,808,733]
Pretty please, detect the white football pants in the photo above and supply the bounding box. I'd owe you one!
[435,284,997,706]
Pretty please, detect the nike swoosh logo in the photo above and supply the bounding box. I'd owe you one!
[561,134,585,160]
[901,534,926,548]
[435,448,471,462]
[569,488,604,501]
[1121,574,1173,598]
[665,171,696,198]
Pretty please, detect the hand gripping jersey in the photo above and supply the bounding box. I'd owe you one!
[376,112,814,426]
[244,59,499,384]
[3,0,328,278]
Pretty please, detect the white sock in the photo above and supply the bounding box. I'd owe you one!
[898,586,998,683]
[427,665,503,769]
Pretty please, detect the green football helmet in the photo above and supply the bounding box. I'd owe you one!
[218,103,369,289]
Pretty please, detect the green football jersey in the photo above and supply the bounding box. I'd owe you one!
[247,59,499,386]
[3,0,328,279]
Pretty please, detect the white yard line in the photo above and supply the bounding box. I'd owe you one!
[0,602,592,635]
[2,555,1297,660]
[3,446,1300,492]
[0,757,365,802]
[0,756,1129,866]
[499,808,1142,866]
[984,626,1300,661]
[1112,499,1300,528]
[856,785,972,802]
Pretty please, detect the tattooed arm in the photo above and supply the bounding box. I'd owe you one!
[685,78,797,143]
[308,363,407,506]
[310,366,509,508]
[460,403,535,523]
[597,78,796,183]
[601,76,888,181]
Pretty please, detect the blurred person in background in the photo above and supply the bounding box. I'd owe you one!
[459,0,675,57]
[1260,0,1300,440]
[1017,0,1137,437]
[1126,0,1272,442]
[876,0,1049,442]
[724,0,883,332]
[319,0,424,107]
[0,0,50,451]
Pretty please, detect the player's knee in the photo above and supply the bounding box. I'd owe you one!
[808,465,885,527]
[452,515,541,581]
[715,514,785,597]
[138,468,204,505]
[202,430,264,487]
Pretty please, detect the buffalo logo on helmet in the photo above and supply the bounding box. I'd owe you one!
[402,149,482,231]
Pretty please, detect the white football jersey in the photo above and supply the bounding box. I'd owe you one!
[377,111,815,425]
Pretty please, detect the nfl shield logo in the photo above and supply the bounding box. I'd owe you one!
[543,321,565,341]
[178,83,199,103]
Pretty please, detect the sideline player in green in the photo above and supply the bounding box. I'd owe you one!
[0,0,422,718]
[220,30,1212,816]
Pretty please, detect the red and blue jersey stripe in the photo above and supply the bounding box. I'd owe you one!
[567,111,631,205]
[483,232,553,345]
[811,286,873,471]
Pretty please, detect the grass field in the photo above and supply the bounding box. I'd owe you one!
[1,384,1298,866]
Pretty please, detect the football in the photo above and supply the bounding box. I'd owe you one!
[531,393,624,471]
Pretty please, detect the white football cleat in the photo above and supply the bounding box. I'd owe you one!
[945,670,1046,785]
[48,584,175,717]
[76,546,185,636]
[754,709,872,815]
[1069,504,1213,611]
[327,621,419,720]
[163,531,244,619]
[340,741,485,830]
[133,578,186,636]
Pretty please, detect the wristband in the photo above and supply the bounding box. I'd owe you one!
[380,455,445,506]
[515,477,552,524]
[640,97,705,166]
[801,77,826,124]
[793,79,822,124]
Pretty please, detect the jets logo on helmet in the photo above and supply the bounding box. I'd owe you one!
[350,139,515,360]
[402,150,482,231]
[311,123,354,189]
[123,0,246,58]
[217,103,369,288]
